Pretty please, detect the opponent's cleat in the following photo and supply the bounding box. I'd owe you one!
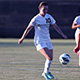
[42,72,51,80]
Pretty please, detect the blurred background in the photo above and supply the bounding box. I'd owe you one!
[0,0,80,39]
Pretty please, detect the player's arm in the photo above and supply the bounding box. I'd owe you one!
[51,23,67,39]
[72,23,80,29]
[18,24,33,44]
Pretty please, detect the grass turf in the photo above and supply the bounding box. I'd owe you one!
[0,39,80,80]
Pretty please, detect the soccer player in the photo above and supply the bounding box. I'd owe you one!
[72,16,80,56]
[18,2,67,80]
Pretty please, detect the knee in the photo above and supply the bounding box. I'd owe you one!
[46,52,53,60]
[47,56,53,60]
[49,58,53,61]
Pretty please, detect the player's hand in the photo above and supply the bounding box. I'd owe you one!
[18,38,24,44]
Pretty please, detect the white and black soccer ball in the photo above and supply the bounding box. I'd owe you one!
[59,53,71,65]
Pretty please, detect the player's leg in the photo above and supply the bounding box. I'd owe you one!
[74,32,80,66]
[39,48,54,79]
[35,42,54,79]
[39,48,53,73]
[78,32,80,50]
[76,32,80,56]
[74,32,80,56]
[39,48,53,60]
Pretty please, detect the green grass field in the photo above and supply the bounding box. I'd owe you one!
[0,39,80,80]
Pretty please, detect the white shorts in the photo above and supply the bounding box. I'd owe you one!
[34,41,53,51]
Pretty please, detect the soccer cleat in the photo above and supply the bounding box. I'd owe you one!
[47,72,55,79]
[42,72,55,80]
[42,72,51,80]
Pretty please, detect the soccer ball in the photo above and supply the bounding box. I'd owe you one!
[59,53,71,65]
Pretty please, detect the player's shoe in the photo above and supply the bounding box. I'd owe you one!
[48,72,55,79]
[42,72,51,80]
[42,72,55,80]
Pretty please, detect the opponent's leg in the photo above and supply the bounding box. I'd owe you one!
[74,32,80,55]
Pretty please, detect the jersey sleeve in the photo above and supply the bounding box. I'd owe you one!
[49,15,56,25]
[73,16,79,24]
[29,17,36,26]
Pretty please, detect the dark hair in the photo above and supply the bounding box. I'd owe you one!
[38,2,48,9]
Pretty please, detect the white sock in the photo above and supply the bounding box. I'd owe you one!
[44,59,53,73]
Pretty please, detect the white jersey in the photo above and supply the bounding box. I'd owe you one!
[29,13,56,44]
[73,16,80,44]
[73,16,80,32]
